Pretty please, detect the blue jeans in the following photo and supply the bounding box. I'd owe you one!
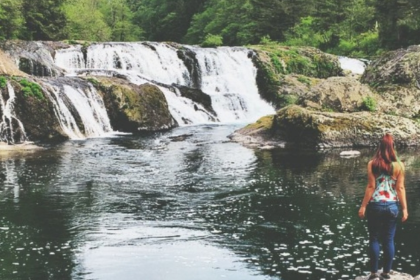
[366,201,399,273]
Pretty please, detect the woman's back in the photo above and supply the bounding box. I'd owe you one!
[370,161,404,203]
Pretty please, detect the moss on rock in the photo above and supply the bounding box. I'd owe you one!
[250,45,343,109]
[91,77,177,132]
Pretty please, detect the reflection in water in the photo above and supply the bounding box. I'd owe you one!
[0,126,419,280]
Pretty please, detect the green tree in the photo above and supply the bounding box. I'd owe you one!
[63,0,111,41]
[132,0,206,42]
[0,0,24,39]
[21,0,67,40]
[99,0,144,41]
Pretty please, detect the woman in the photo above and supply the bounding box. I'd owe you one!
[358,133,408,280]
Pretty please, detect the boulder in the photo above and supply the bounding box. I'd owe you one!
[361,45,420,117]
[3,78,67,143]
[303,76,376,112]
[230,105,420,149]
[0,40,69,77]
[250,45,343,107]
[0,50,26,76]
[91,76,178,132]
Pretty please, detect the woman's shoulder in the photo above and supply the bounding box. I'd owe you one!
[392,160,405,175]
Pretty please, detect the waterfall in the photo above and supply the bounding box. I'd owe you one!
[191,47,275,122]
[339,57,367,74]
[0,82,28,144]
[41,79,114,139]
[54,45,85,75]
[54,42,275,125]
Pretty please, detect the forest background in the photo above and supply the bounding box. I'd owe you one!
[1,0,419,58]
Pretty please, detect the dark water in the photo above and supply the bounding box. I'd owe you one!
[0,125,419,280]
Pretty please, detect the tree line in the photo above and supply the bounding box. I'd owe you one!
[1,0,420,57]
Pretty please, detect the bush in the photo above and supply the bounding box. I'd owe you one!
[260,35,276,45]
[279,94,299,107]
[201,34,223,48]
[0,76,6,88]
[19,79,44,100]
[361,96,377,111]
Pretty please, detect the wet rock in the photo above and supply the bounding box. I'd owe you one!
[340,150,361,157]
[6,78,67,142]
[173,85,217,118]
[0,40,68,77]
[0,50,26,76]
[168,134,193,142]
[176,48,201,89]
[91,76,178,132]
[250,45,343,107]
[230,105,420,149]
[361,45,420,117]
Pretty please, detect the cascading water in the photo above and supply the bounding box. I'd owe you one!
[0,82,28,144]
[54,42,275,125]
[191,46,275,123]
[40,78,114,139]
[339,56,368,74]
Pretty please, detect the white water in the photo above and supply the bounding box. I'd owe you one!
[41,80,114,139]
[55,42,275,125]
[339,57,367,74]
[55,45,85,75]
[0,82,28,144]
[42,83,85,139]
[191,47,275,123]
[63,85,113,137]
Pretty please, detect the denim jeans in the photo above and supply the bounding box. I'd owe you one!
[366,201,399,273]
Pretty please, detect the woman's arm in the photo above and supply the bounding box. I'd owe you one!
[358,161,376,219]
[395,162,408,222]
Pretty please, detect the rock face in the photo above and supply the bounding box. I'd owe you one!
[0,78,67,143]
[0,50,26,76]
[231,44,420,149]
[251,45,343,107]
[92,77,177,132]
[0,40,69,77]
[230,105,420,149]
[361,45,420,118]
[303,76,375,112]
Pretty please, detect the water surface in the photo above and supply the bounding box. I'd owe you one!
[0,125,419,280]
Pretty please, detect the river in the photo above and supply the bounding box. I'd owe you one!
[0,124,419,280]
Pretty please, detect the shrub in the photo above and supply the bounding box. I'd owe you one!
[0,76,6,88]
[201,34,223,48]
[279,94,299,107]
[19,79,44,100]
[297,76,311,85]
[260,35,275,45]
[361,96,377,111]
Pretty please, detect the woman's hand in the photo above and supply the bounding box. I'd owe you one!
[402,209,408,222]
[358,206,366,219]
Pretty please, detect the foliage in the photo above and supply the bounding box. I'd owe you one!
[297,75,311,86]
[361,96,377,111]
[0,0,419,56]
[0,0,24,40]
[279,94,299,107]
[63,0,111,41]
[283,17,325,48]
[260,35,276,45]
[99,0,143,41]
[201,34,223,47]
[0,76,7,88]
[18,79,44,100]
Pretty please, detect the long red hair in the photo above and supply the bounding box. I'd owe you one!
[371,133,397,176]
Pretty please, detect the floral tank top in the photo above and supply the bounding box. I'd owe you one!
[371,173,398,202]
